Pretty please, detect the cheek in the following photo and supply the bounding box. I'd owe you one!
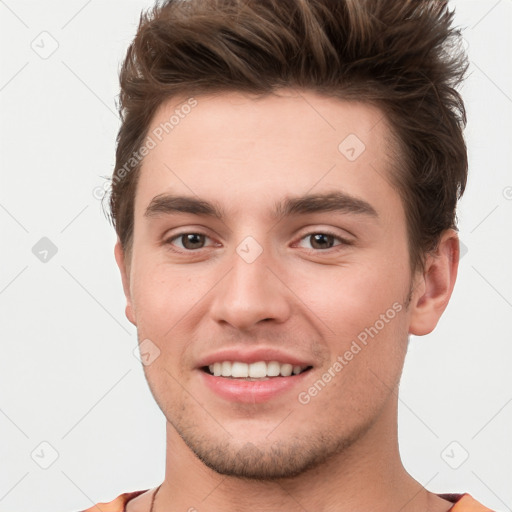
[292,252,410,390]
[292,250,409,333]
[132,260,205,327]
[130,259,218,377]
[313,303,408,423]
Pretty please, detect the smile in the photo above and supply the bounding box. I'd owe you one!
[204,361,312,379]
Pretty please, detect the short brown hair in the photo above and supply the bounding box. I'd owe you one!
[106,0,468,274]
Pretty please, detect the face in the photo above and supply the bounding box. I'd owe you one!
[117,89,420,479]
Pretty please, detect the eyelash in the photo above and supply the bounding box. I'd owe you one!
[163,231,352,254]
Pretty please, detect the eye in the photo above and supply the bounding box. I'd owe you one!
[296,232,351,251]
[165,232,215,251]
[164,230,351,253]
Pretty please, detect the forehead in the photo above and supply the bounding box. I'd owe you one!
[134,89,401,222]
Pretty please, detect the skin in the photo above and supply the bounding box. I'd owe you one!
[116,89,460,512]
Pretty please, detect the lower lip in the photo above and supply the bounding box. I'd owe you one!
[199,369,311,403]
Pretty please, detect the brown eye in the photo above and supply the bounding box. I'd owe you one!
[296,232,350,251]
[181,233,206,249]
[308,233,337,250]
[167,233,210,251]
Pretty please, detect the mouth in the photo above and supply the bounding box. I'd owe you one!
[196,349,315,403]
[201,361,313,380]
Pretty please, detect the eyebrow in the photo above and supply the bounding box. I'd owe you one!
[144,191,378,221]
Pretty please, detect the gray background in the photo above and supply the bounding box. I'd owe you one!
[0,0,511,511]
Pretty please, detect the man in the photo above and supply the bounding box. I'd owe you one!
[83,0,494,510]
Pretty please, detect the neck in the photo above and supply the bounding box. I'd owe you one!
[154,396,441,512]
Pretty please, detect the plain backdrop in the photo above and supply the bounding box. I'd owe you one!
[0,1,511,511]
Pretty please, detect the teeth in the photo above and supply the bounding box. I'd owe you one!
[231,362,249,378]
[267,361,280,376]
[248,361,267,378]
[206,360,308,378]
[221,361,232,377]
[280,363,293,377]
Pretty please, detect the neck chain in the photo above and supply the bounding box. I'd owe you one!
[149,484,162,512]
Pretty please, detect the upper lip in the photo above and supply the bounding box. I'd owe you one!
[196,347,314,368]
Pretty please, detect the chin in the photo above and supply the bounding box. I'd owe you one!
[177,427,364,481]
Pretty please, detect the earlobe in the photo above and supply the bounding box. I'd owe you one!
[114,239,137,326]
[408,230,460,336]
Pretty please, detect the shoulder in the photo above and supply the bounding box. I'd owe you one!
[79,489,150,512]
[440,493,496,512]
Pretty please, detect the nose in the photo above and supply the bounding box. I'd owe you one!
[209,242,292,331]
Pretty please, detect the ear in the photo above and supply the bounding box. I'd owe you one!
[408,229,460,336]
[114,238,136,326]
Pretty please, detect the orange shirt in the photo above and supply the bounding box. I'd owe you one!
[79,490,496,512]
